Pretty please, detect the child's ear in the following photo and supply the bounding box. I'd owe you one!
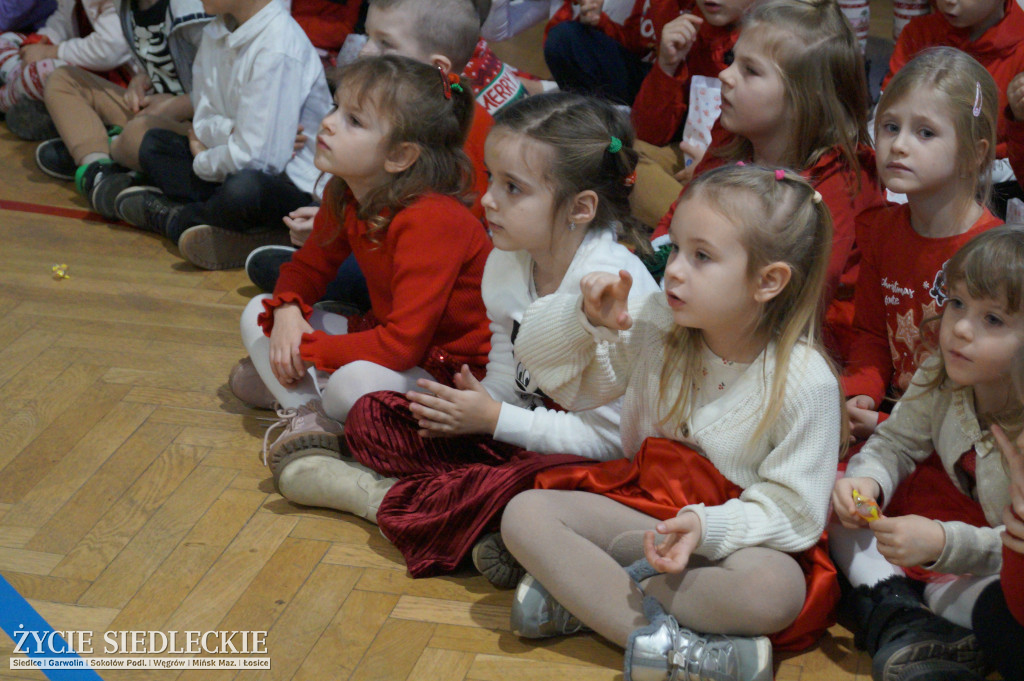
[753,261,792,303]
[384,142,421,174]
[430,55,453,74]
[568,190,599,227]
[975,138,990,167]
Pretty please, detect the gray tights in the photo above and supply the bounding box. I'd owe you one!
[501,489,807,647]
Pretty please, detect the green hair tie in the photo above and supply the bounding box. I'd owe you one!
[608,136,622,154]
[451,82,464,94]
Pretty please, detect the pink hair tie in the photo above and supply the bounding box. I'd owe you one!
[736,161,746,166]
[774,169,785,180]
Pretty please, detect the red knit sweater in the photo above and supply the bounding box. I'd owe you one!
[883,0,1024,158]
[258,193,492,374]
[842,204,1001,405]
[631,16,739,146]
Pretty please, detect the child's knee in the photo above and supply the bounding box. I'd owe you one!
[42,64,75,103]
[220,169,267,207]
[240,294,272,349]
[501,489,551,551]
[321,360,384,420]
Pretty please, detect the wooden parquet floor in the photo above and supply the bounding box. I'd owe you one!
[0,124,875,679]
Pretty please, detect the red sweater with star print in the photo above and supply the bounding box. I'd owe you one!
[258,192,492,374]
[631,14,739,146]
[842,204,1001,406]
[883,0,1024,158]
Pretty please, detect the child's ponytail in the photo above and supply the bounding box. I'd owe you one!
[494,92,652,256]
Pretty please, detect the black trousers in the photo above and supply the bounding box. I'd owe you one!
[138,128,311,243]
[972,579,1024,681]
[543,21,651,106]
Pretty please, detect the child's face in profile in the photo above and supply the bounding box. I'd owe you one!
[315,90,394,200]
[717,29,790,148]
[479,131,564,259]
[360,4,434,65]
[940,282,1024,412]
[933,0,1004,33]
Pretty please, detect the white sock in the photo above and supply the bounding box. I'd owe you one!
[828,522,903,588]
[924,574,999,629]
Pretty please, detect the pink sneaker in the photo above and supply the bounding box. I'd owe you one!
[229,357,276,410]
[263,399,345,478]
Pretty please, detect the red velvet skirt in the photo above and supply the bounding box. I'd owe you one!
[884,452,990,583]
[534,437,840,652]
[344,390,591,577]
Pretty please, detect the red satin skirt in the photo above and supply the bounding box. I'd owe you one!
[344,390,591,577]
[535,437,840,652]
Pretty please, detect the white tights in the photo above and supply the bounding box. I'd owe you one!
[828,522,998,628]
[240,295,432,421]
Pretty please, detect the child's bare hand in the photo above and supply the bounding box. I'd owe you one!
[580,269,633,331]
[187,126,207,156]
[673,140,706,183]
[20,41,58,64]
[643,511,702,573]
[871,514,945,567]
[407,365,501,437]
[992,424,1024,554]
[124,73,152,113]
[847,395,879,441]
[832,476,881,528]
[1008,72,1024,122]
[657,13,703,76]
[576,0,602,25]
[283,205,319,246]
[293,124,308,155]
[268,303,313,386]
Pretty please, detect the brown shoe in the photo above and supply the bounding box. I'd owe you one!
[178,224,290,270]
[263,399,344,474]
[228,357,276,410]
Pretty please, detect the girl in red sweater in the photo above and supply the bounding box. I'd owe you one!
[844,48,1002,443]
[652,0,887,361]
[235,55,492,495]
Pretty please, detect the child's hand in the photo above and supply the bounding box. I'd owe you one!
[643,511,702,573]
[124,72,153,114]
[846,395,879,441]
[407,365,501,437]
[673,140,705,184]
[293,124,308,156]
[992,424,1024,554]
[871,515,945,567]
[576,0,602,25]
[580,269,633,331]
[283,205,319,247]
[1008,72,1024,122]
[832,476,881,528]
[657,13,703,77]
[269,303,313,386]
[187,126,207,156]
[19,42,58,64]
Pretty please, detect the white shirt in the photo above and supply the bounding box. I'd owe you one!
[482,227,660,460]
[189,0,331,192]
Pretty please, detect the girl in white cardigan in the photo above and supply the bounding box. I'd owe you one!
[502,164,844,681]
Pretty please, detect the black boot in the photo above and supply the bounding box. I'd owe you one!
[895,659,985,681]
[846,576,984,681]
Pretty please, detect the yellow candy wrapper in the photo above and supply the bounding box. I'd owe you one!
[852,488,881,522]
[52,263,70,280]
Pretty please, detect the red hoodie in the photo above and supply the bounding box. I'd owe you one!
[631,16,739,146]
[884,0,1024,158]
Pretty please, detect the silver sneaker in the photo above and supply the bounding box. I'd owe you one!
[510,574,591,638]
[625,613,772,681]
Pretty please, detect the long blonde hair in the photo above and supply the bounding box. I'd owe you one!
[918,224,1024,436]
[718,0,868,184]
[658,165,843,445]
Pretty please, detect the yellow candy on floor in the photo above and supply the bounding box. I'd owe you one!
[852,488,881,522]
[51,263,70,280]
